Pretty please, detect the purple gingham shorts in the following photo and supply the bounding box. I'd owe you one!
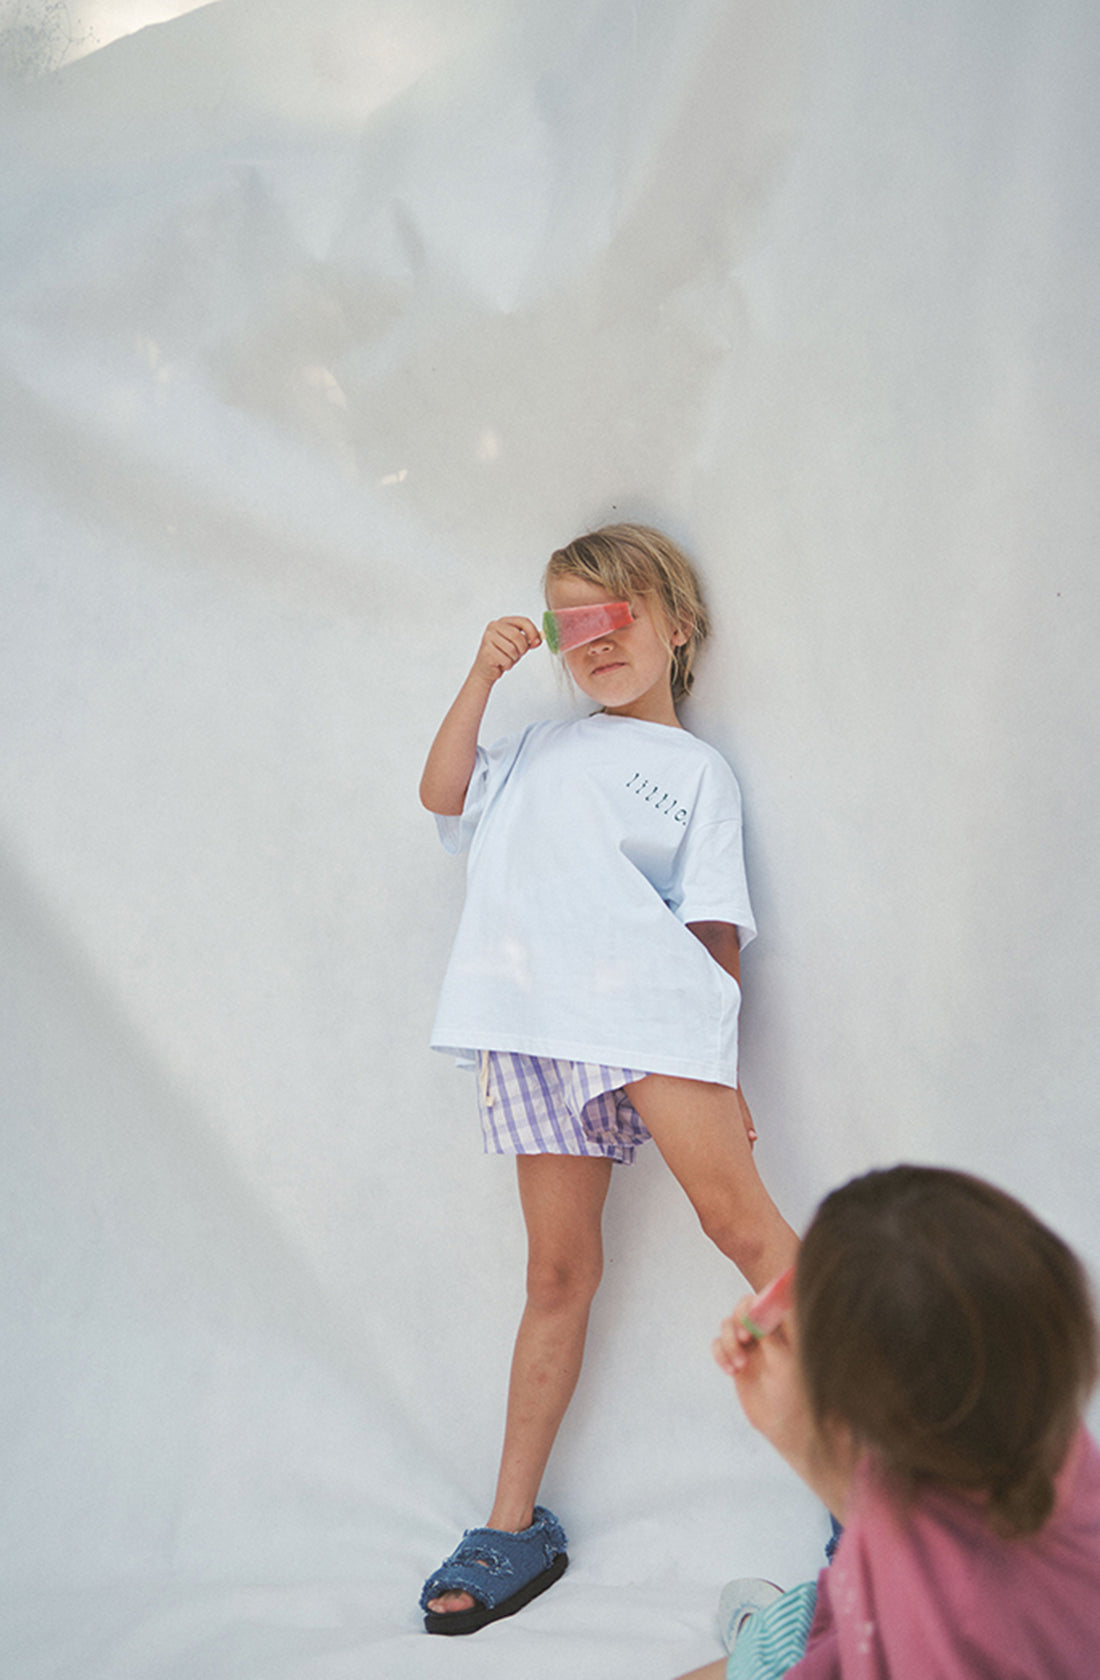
[477,1051,654,1164]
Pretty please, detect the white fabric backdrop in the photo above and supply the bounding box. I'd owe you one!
[2,2,1098,1675]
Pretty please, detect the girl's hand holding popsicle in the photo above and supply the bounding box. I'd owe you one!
[714,1266,849,1513]
[472,602,636,691]
[472,616,542,685]
[714,1268,795,1378]
[738,1266,795,1343]
[713,1268,806,1449]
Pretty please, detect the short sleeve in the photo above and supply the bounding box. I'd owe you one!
[663,750,755,944]
[434,746,490,855]
[669,816,756,945]
[432,728,530,855]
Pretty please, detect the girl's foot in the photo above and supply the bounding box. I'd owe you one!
[427,1511,527,1613]
[420,1508,568,1635]
[426,1499,539,1613]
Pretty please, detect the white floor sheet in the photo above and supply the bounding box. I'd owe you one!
[2,2,1099,1676]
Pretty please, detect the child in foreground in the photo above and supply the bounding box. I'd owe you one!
[679,1164,1100,1679]
[418,524,798,1633]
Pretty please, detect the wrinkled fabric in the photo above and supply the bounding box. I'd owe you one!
[2,1,1100,1677]
[476,1050,652,1161]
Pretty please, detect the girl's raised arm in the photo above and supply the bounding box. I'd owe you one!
[419,617,541,815]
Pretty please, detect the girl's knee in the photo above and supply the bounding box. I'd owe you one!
[695,1200,767,1277]
[525,1249,603,1315]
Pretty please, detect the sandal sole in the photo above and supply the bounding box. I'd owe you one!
[423,1550,568,1635]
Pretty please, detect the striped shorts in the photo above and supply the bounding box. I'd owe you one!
[477,1051,653,1164]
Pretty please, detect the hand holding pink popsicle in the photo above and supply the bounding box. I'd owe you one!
[542,600,634,653]
[713,1267,797,1382]
[737,1266,796,1341]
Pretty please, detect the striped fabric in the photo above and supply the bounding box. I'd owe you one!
[477,1051,652,1163]
[726,1582,818,1679]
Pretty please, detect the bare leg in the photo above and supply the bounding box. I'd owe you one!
[427,1152,612,1614]
[625,1075,799,1290]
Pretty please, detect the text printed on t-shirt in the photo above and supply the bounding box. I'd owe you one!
[624,770,690,825]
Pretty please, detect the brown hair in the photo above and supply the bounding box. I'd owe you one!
[544,523,709,702]
[796,1165,1098,1536]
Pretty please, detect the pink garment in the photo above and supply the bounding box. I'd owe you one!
[793,1429,1100,1679]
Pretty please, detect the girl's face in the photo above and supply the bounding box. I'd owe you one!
[546,574,685,726]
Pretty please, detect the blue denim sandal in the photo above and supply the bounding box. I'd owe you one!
[420,1506,568,1635]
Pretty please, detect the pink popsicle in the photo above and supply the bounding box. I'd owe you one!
[738,1266,796,1341]
[543,600,634,653]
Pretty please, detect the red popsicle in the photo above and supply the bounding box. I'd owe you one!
[542,600,634,653]
[738,1266,796,1341]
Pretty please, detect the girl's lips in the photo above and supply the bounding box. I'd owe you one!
[591,659,626,676]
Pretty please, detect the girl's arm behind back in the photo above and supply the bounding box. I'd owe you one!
[686,922,756,1143]
[686,921,741,985]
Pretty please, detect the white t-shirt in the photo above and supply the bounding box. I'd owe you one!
[430,712,755,1087]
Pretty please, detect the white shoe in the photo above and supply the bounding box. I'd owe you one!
[717,1577,784,1651]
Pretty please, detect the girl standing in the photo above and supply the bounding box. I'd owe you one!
[419,524,798,1634]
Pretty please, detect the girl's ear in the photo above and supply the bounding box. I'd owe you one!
[670,620,691,649]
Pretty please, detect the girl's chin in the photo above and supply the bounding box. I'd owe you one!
[580,685,637,708]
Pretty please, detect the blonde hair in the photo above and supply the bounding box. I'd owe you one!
[544,523,710,702]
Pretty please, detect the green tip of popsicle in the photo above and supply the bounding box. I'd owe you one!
[542,600,634,655]
[738,1266,796,1341]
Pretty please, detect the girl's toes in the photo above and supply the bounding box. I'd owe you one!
[428,1590,476,1613]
